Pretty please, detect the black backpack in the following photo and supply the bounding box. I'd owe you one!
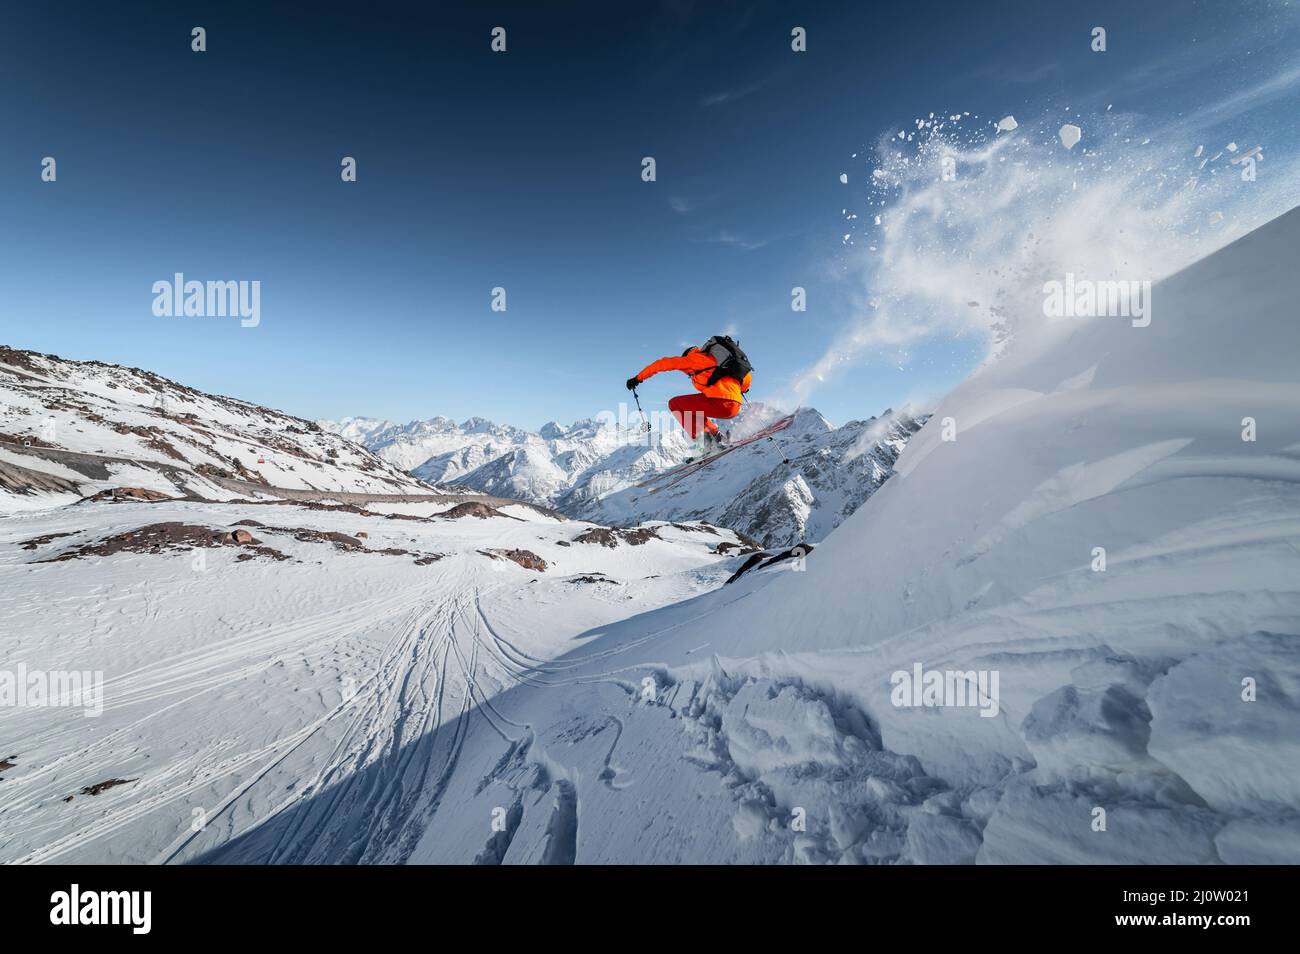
[699,335,752,387]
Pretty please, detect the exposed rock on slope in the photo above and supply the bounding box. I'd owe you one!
[0,345,434,506]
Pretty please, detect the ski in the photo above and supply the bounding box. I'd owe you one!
[635,413,795,489]
[637,413,796,494]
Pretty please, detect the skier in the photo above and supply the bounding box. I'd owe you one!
[626,335,753,453]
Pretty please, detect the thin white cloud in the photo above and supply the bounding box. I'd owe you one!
[701,74,776,108]
[699,229,771,251]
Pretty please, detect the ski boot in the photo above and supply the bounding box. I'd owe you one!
[696,429,728,458]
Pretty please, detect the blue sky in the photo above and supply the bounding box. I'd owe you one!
[2,1,1297,430]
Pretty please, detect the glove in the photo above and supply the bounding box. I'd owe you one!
[626,376,640,391]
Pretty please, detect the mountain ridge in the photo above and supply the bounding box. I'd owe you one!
[321,403,927,547]
[0,345,436,505]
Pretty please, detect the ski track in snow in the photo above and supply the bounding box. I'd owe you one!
[7,580,450,864]
[0,493,752,865]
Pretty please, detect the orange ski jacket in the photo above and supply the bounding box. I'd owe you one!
[634,348,752,403]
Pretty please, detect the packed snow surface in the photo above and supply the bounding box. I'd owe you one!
[0,498,755,863]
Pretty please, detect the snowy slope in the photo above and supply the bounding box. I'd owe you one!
[0,347,433,507]
[388,206,1300,864]
[0,495,756,864]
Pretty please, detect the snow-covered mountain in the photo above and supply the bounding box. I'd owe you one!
[576,407,925,547]
[322,404,925,547]
[319,416,397,447]
[0,347,434,506]
[317,415,537,478]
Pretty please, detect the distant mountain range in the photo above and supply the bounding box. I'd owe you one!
[320,405,926,547]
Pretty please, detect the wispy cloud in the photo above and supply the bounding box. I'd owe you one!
[697,229,771,251]
[701,76,772,108]
[700,64,791,109]
[1195,60,1300,121]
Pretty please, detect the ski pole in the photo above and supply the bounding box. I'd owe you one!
[742,394,791,465]
[759,402,790,465]
[630,386,652,433]
[764,430,791,465]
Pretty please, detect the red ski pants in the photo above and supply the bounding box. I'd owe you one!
[667,395,741,439]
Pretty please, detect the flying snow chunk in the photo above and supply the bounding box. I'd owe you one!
[1059,124,1082,150]
[1194,145,1204,158]
[1209,211,1224,225]
[1226,142,1238,153]
[996,115,1018,132]
[839,173,848,184]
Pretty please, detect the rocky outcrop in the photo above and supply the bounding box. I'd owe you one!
[724,543,814,585]
[81,486,173,503]
[435,501,515,520]
[34,522,287,563]
[480,548,548,571]
[573,526,660,548]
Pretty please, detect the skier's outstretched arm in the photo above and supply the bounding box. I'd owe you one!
[632,352,713,384]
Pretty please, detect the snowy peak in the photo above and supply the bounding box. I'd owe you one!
[319,413,543,478]
[317,416,397,446]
